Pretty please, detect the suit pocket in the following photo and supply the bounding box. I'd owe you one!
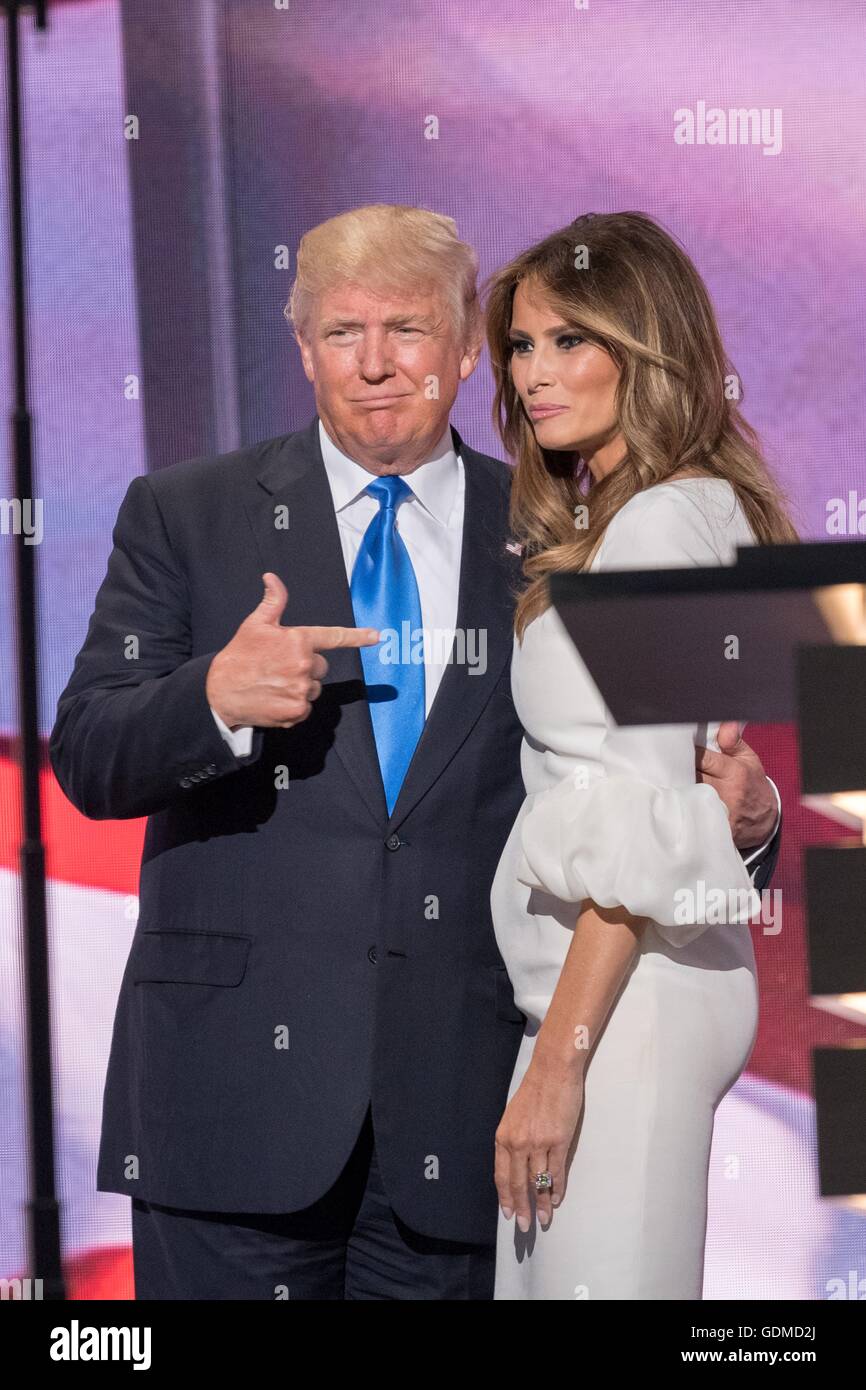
[130,930,251,986]
[494,964,525,1024]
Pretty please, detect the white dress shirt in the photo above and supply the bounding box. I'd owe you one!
[210,417,465,756]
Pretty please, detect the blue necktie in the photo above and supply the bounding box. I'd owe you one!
[350,475,425,815]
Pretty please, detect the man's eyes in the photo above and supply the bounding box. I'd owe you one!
[326,326,423,338]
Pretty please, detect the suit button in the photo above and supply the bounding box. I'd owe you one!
[385,834,401,851]
[205,764,217,775]
[179,777,192,788]
[367,945,378,964]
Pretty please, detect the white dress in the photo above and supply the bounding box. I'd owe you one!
[491,478,761,1301]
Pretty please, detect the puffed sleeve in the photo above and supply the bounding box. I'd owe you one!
[515,486,760,948]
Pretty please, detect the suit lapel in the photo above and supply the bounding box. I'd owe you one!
[385,430,519,829]
[241,417,521,831]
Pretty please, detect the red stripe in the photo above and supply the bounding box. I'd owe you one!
[1,730,864,1098]
[0,756,144,895]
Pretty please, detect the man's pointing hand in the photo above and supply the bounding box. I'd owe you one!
[205,571,379,730]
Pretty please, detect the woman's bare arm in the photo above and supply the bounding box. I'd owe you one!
[494,900,647,1232]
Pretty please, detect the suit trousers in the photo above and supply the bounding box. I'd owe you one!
[131,1105,495,1300]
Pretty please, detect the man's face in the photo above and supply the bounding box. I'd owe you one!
[297,282,480,474]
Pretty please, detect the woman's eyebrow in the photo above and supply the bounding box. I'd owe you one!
[509,324,577,338]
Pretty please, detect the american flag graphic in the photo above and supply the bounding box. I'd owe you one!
[1,727,864,1299]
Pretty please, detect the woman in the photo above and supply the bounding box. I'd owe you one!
[485,212,798,1300]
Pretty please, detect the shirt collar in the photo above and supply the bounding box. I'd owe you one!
[317,417,460,527]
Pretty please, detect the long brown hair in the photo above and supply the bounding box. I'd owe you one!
[484,212,799,639]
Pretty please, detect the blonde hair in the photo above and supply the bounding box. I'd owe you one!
[286,204,482,346]
[484,211,800,639]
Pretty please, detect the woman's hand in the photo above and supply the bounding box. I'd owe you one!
[494,1056,585,1233]
[494,897,644,1235]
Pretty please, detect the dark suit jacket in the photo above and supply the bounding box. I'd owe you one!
[49,415,781,1245]
[49,416,528,1244]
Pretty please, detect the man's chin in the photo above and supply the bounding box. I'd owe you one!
[352,408,416,449]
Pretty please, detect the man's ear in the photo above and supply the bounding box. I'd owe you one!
[459,336,484,382]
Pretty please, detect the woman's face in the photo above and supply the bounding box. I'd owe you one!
[508,280,624,477]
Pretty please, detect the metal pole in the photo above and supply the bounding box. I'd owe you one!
[3,0,65,1300]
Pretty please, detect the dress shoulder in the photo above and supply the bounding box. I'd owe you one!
[593,479,749,572]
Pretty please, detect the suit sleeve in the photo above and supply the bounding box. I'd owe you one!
[49,473,264,820]
[740,776,782,889]
[515,488,760,949]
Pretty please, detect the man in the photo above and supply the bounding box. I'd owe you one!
[50,204,781,1300]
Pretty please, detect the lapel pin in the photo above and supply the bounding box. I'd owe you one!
[505,539,524,557]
